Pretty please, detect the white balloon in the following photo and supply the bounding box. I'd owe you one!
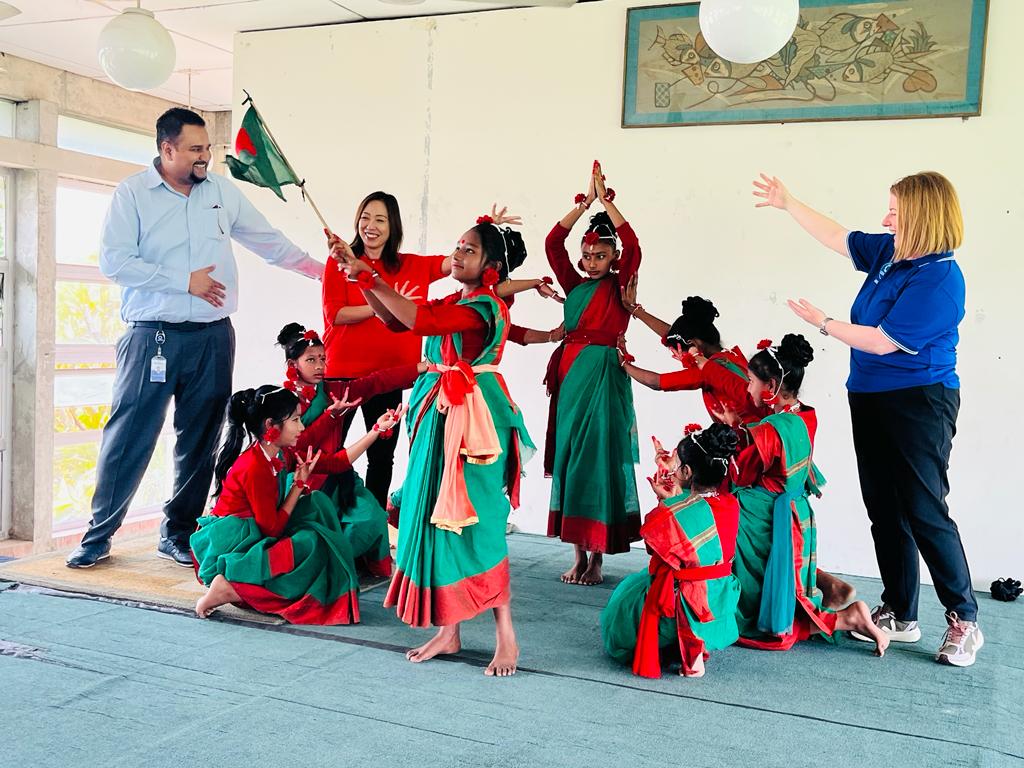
[97,8,176,91]
[698,0,799,65]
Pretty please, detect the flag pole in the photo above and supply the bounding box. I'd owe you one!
[240,90,333,235]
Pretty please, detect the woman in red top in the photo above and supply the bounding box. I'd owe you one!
[620,293,769,430]
[322,192,448,511]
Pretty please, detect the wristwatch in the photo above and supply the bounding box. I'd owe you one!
[819,317,833,336]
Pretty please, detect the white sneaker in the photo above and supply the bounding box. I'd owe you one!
[936,612,984,667]
[850,604,922,643]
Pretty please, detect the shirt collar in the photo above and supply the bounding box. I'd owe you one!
[911,251,955,267]
[144,158,164,189]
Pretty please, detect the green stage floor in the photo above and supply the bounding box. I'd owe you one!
[2,534,1021,767]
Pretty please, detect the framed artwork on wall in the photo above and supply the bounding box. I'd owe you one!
[622,0,989,128]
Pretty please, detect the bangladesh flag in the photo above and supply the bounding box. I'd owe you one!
[225,104,300,201]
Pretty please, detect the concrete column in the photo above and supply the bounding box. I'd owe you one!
[10,100,58,547]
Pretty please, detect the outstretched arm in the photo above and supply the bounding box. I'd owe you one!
[752,173,850,257]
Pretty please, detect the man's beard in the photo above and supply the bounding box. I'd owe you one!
[189,164,208,184]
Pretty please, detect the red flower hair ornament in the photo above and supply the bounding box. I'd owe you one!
[684,423,703,436]
[583,231,601,246]
[476,215,494,225]
[302,329,319,342]
[263,426,281,443]
[481,267,500,287]
[757,339,774,350]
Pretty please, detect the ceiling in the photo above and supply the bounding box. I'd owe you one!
[0,0,554,110]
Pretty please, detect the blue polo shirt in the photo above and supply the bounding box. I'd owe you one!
[846,231,964,393]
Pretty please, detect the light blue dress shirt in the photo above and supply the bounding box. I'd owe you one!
[100,159,324,323]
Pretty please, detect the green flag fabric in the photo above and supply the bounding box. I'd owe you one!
[224,104,300,201]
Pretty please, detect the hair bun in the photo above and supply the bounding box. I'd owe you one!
[778,333,814,368]
[277,322,305,347]
[680,296,719,326]
[587,210,616,235]
[701,423,738,460]
[503,228,528,274]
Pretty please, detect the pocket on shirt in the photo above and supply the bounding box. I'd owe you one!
[203,209,228,240]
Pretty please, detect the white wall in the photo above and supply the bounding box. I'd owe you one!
[230,0,1023,587]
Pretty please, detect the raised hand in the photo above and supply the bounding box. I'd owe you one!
[396,280,424,302]
[294,447,322,484]
[647,473,682,501]
[375,404,408,434]
[752,173,791,210]
[327,386,362,416]
[490,204,523,227]
[536,281,564,303]
[620,273,638,312]
[593,161,607,200]
[711,403,740,427]
[787,298,826,328]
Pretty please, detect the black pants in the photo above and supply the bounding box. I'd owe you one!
[81,320,235,549]
[337,385,403,510]
[849,384,977,622]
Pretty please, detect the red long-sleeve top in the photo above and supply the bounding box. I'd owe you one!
[659,347,769,426]
[545,220,642,378]
[211,443,352,539]
[294,364,422,457]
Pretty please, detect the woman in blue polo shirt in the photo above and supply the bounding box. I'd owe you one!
[751,171,981,667]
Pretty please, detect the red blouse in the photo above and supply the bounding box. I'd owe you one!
[212,443,352,539]
[659,347,768,426]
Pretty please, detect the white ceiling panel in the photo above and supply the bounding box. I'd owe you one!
[0,0,584,111]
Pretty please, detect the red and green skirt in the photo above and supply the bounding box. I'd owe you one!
[190,489,361,625]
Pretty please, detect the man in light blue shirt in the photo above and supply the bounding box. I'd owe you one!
[67,108,323,568]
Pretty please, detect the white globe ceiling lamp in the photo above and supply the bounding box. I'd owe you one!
[97,6,176,91]
[698,0,799,64]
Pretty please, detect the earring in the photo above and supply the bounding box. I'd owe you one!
[577,259,585,271]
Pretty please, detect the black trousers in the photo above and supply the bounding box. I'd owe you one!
[81,320,235,549]
[849,383,977,622]
[337,385,403,510]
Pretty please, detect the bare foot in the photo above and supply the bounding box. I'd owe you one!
[560,551,588,584]
[485,625,519,677]
[838,600,889,657]
[818,569,857,610]
[195,574,239,619]
[406,625,461,663]
[680,654,706,678]
[578,552,603,586]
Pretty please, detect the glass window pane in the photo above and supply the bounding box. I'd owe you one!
[56,281,124,344]
[53,434,174,535]
[56,181,114,267]
[57,115,154,166]
[0,100,13,139]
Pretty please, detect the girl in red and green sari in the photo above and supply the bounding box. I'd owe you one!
[545,162,642,586]
[190,385,404,623]
[274,322,426,576]
[717,334,888,656]
[602,423,741,679]
[335,211,535,677]
[619,294,769,432]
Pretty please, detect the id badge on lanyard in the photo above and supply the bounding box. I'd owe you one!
[150,330,167,383]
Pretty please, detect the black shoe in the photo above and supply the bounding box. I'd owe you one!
[66,543,111,569]
[156,538,194,568]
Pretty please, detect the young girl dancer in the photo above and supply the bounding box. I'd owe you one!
[335,211,534,677]
[619,292,769,430]
[190,385,403,623]
[716,335,887,655]
[275,323,426,575]
[601,423,741,679]
[546,162,642,586]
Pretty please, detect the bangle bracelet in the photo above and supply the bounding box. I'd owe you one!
[630,304,643,317]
